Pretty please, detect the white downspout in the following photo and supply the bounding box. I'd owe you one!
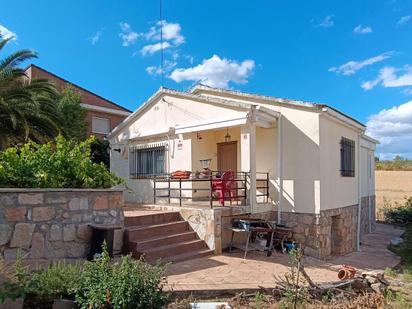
[277,115,283,224]
[368,151,372,233]
[356,134,362,251]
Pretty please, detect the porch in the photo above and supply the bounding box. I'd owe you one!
[126,110,282,214]
[152,171,271,208]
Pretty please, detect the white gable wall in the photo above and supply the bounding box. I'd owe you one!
[110,94,247,144]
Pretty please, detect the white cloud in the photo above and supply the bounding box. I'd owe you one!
[318,15,334,28]
[329,51,393,76]
[353,25,373,34]
[366,101,412,159]
[140,42,171,56]
[90,31,102,45]
[402,88,412,95]
[169,55,255,88]
[362,66,412,90]
[397,15,411,25]
[0,25,17,40]
[145,21,184,45]
[138,20,184,57]
[119,22,139,47]
[146,60,177,76]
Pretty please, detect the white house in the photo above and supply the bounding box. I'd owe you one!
[108,85,378,258]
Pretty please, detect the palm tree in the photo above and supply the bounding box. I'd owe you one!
[0,34,62,149]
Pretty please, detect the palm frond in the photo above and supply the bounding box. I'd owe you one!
[0,49,38,71]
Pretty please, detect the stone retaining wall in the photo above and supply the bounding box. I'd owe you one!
[0,189,124,260]
[276,195,376,259]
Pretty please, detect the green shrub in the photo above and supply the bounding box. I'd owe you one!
[383,197,412,225]
[25,262,81,302]
[0,251,30,303]
[0,135,122,188]
[1,255,81,304]
[76,245,168,309]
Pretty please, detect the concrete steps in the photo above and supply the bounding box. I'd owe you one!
[124,211,213,263]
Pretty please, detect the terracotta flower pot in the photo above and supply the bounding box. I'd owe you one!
[338,265,357,280]
[0,298,24,309]
[53,299,78,309]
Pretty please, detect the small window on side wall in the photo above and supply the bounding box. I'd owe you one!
[340,137,355,177]
[92,117,110,134]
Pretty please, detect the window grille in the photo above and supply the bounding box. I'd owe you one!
[129,145,166,178]
[340,137,355,177]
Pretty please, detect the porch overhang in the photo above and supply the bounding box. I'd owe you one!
[175,106,280,134]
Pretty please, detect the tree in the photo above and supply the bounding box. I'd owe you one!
[90,138,110,169]
[57,85,87,141]
[0,33,62,149]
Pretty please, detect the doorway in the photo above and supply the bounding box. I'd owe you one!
[217,141,237,172]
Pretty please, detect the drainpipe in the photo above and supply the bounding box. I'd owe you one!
[368,151,372,233]
[277,115,283,224]
[356,134,362,251]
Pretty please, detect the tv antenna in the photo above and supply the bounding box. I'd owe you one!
[159,0,164,87]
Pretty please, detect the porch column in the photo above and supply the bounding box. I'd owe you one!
[241,124,257,213]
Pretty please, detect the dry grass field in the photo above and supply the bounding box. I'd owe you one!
[375,170,412,219]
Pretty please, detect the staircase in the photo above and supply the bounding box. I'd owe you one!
[124,211,213,263]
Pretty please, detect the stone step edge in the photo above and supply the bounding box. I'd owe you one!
[125,220,187,232]
[141,239,205,254]
[128,231,197,245]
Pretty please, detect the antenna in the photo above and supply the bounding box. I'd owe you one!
[159,0,164,87]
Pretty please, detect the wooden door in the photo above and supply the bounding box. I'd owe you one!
[217,141,237,172]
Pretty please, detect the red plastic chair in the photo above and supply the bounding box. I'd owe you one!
[212,170,235,206]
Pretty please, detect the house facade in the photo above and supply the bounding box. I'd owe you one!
[108,85,377,259]
[25,64,131,139]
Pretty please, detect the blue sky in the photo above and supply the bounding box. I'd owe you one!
[1,0,411,158]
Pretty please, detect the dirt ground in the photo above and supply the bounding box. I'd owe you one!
[375,171,412,218]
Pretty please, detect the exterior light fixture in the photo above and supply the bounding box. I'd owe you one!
[224,129,231,142]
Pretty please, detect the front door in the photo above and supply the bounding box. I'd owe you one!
[217,141,237,172]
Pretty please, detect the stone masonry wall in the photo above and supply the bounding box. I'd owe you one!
[277,204,358,259]
[360,195,376,236]
[276,197,375,259]
[0,189,124,260]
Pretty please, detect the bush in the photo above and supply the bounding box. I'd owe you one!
[0,251,30,303]
[76,245,168,309]
[382,197,412,225]
[1,254,81,304]
[25,262,81,302]
[0,135,122,188]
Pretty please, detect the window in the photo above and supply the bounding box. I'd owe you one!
[92,117,110,134]
[340,137,355,177]
[129,146,166,178]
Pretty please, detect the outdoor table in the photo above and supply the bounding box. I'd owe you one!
[228,219,276,259]
[87,224,122,260]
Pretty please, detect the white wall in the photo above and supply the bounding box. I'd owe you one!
[319,115,360,210]
[111,94,247,144]
[360,141,375,198]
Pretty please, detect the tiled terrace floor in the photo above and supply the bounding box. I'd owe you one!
[166,224,404,292]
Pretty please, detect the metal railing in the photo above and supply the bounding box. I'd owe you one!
[152,171,270,208]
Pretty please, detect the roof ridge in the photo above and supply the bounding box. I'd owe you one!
[25,64,132,113]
